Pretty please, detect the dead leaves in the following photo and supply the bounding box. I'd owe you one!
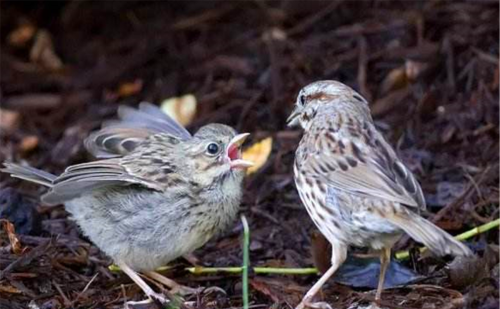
[7,20,36,47]
[7,20,64,72]
[161,94,197,126]
[30,30,63,72]
[1,220,22,255]
[0,108,20,133]
[242,137,273,175]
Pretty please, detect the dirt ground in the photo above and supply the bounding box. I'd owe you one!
[0,1,498,309]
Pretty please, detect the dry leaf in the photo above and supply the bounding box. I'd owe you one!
[0,108,20,132]
[311,230,331,274]
[242,137,272,175]
[117,79,143,98]
[1,220,22,254]
[0,284,21,294]
[20,135,39,153]
[380,66,408,94]
[30,29,63,71]
[7,20,36,47]
[160,94,197,126]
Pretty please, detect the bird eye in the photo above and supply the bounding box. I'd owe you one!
[206,143,220,156]
[299,94,306,106]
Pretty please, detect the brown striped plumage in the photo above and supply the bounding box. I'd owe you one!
[2,103,253,306]
[288,81,473,309]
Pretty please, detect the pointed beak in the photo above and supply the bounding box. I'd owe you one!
[287,108,300,127]
[226,133,254,169]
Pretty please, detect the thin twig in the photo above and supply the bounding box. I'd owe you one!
[71,273,99,305]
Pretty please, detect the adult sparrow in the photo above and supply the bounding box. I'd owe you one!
[2,102,253,305]
[287,81,473,309]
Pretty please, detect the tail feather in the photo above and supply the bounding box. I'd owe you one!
[388,212,473,257]
[1,162,56,188]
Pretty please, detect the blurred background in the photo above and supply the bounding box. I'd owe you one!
[0,1,498,309]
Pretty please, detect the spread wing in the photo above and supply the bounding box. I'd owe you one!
[42,155,179,205]
[85,102,191,158]
[298,123,425,211]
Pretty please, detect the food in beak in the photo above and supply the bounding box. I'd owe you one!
[226,133,254,169]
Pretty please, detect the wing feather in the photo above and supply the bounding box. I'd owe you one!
[300,124,425,211]
[42,159,164,205]
[85,102,191,158]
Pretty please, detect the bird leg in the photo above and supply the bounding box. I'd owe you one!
[296,243,347,309]
[375,247,391,301]
[118,262,169,306]
[146,271,203,296]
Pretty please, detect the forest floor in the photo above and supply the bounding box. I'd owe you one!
[0,2,498,309]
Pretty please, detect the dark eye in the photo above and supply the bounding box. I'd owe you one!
[299,94,306,106]
[206,143,220,155]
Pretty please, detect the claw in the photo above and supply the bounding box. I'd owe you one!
[124,292,169,309]
[296,296,333,309]
[170,285,203,296]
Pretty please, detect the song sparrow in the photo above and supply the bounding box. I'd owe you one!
[2,102,253,305]
[287,81,473,309]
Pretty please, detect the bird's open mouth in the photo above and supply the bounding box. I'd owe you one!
[226,133,253,169]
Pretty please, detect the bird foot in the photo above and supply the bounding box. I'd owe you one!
[170,284,226,297]
[124,291,169,308]
[170,284,203,296]
[296,300,333,309]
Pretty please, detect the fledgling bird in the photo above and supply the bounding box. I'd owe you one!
[287,81,473,309]
[2,102,253,305]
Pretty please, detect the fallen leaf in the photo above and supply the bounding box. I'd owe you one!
[311,230,331,274]
[7,20,36,47]
[161,94,197,126]
[30,29,63,71]
[0,284,21,294]
[1,220,22,254]
[448,255,487,289]
[19,135,39,153]
[242,137,273,175]
[250,279,281,303]
[371,87,411,117]
[380,66,408,94]
[116,79,143,98]
[0,108,20,132]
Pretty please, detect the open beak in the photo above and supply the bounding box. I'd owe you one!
[286,108,300,127]
[226,133,254,169]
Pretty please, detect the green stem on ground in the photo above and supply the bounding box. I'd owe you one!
[185,266,319,275]
[241,215,250,309]
[108,219,498,276]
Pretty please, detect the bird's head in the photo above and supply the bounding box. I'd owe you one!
[182,124,253,187]
[287,80,370,129]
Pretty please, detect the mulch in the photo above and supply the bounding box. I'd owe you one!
[0,1,498,309]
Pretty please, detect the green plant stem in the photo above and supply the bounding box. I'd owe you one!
[241,215,250,309]
[108,219,498,276]
[185,266,319,275]
[395,218,500,260]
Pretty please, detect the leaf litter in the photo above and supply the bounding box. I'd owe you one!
[0,2,498,309]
